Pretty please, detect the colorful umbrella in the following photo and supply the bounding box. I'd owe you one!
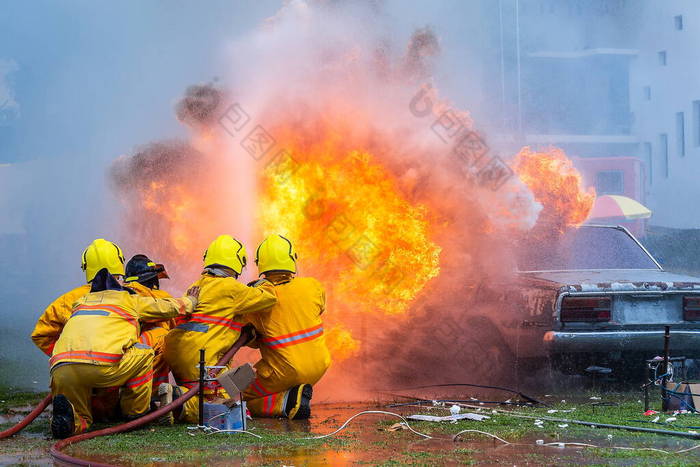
[588,195,652,221]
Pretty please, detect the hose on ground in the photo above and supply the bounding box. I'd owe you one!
[386,383,546,406]
[0,394,52,439]
[50,326,255,467]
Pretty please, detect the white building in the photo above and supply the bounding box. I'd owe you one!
[629,1,700,229]
[491,0,700,229]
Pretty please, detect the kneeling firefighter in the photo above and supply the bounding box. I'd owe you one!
[124,254,175,389]
[49,239,199,438]
[164,234,277,424]
[242,235,330,420]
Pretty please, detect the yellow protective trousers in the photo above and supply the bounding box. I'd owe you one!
[243,355,327,417]
[50,345,154,434]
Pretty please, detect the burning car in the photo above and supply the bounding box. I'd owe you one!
[484,224,700,376]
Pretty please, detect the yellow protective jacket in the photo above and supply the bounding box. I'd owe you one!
[125,282,176,340]
[32,285,91,356]
[165,275,277,382]
[244,274,330,383]
[50,290,195,369]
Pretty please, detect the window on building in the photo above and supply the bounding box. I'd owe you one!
[694,100,700,146]
[677,111,686,156]
[644,86,651,100]
[596,171,624,195]
[659,51,667,66]
[675,15,683,30]
[660,133,669,177]
[644,142,653,186]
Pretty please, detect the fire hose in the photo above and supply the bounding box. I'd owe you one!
[47,326,254,467]
[0,394,52,439]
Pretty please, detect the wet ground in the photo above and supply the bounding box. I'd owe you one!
[66,403,593,466]
[3,397,700,465]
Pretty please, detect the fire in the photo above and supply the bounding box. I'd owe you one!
[514,147,595,231]
[256,127,442,360]
[141,182,197,254]
[258,140,441,317]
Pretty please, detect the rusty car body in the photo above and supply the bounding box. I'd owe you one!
[486,225,700,375]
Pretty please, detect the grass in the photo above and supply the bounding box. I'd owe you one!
[3,387,700,465]
[0,385,47,413]
[75,426,351,463]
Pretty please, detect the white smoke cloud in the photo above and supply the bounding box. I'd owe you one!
[0,59,19,124]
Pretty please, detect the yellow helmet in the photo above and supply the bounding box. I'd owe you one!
[203,235,247,274]
[81,239,126,282]
[255,234,297,275]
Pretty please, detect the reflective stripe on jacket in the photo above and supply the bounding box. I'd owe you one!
[243,275,330,380]
[51,290,195,369]
[165,274,277,382]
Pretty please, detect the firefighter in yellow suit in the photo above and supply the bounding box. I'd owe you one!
[242,235,330,420]
[164,235,277,423]
[123,254,175,389]
[49,239,198,438]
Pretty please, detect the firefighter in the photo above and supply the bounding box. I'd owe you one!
[49,239,199,438]
[124,255,175,389]
[163,234,277,423]
[241,235,330,419]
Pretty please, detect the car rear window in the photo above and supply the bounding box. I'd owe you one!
[518,226,660,271]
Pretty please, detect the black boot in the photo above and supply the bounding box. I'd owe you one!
[51,395,76,439]
[285,384,313,420]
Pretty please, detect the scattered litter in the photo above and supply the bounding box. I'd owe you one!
[607,434,613,441]
[689,431,698,435]
[561,400,566,403]
[386,423,408,432]
[536,439,544,445]
[558,424,569,428]
[449,405,461,415]
[544,395,552,397]
[589,396,601,400]
[407,413,490,423]
[666,417,677,423]
[547,409,558,414]
[644,410,658,416]
[652,416,660,423]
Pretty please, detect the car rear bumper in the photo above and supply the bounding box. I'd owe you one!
[543,330,700,354]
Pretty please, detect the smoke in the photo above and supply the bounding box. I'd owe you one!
[175,84,226,129]
[106,0,596,402]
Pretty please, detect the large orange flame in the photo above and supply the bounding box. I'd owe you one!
[514,147,595,231]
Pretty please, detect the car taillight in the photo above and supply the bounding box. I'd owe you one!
[561,296,611,322]
[683,297,700,321]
